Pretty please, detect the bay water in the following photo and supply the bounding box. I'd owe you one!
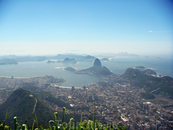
[0,57,172,87]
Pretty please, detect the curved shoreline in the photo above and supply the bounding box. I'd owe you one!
[55,85,82,89]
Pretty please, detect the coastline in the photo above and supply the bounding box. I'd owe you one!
[55,85,83,89]
[0,76,28,79]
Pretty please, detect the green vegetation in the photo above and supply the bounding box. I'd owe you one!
[0,89,53,127]
[45,95,71,109]
[0,87,127,129]
[98,82,113,88]
[142,69,157,75]
[98,82,109,87]
[0,88,82,128]
[22,86,72,109]
[0,107,127,130]
[141,92,155,99]
[123,68,173,96]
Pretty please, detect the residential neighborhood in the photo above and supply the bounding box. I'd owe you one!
[0,74,173,129]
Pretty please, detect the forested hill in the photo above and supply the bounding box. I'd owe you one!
[123,68,173,96]
[0,88,53,127]
[22,85,72,109]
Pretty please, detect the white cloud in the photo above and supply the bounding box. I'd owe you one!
[148,30,172,33]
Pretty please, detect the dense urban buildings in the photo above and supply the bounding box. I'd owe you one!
[0,73,173,129]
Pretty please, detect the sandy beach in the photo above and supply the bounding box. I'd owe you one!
[55,85,82,89]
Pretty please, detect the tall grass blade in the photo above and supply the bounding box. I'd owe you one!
[14,116,17,130]
[5,111,8,122]
[69,118,75,130]
[49,120,54,130]
[54,112,58,130]
[62,107,65,123]
[80,112,83,124]
[32,120,35,130]
[62,107,69,123]
[35,112,38,128]
[94,103,96,129]
[22,124,25,130]
[77,112,83,129]
[25,120,29,130]
[0,107,127,130]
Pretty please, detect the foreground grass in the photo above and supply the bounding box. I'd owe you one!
[0,107,127,130]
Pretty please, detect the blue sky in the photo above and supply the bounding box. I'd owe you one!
[0,0,172,56]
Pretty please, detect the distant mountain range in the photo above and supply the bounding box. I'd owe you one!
[0,58,18,65]
[0,52,139,63]
[56,54,96,62]
[92,52,139,58]
[0,54,96,63]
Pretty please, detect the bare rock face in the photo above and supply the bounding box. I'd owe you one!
[93,58,102,67]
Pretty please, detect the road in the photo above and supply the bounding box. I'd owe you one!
[32,97,37,114]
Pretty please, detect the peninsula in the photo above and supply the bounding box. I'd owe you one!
[65,58,112,76]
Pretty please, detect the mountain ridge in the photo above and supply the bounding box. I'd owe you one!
[0,88,53,127]
[123,68,173,96]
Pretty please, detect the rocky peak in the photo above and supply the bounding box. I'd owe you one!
[93,58,102,67]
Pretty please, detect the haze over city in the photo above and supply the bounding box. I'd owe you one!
[1,1,173,129]
[0,0,172,56]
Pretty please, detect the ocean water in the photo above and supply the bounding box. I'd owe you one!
[0,57,172,87]
[0,61,100,87]
[102,58,173,77]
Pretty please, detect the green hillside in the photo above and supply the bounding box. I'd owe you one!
[22,86,72,109]
[123,68,173,96]
[0,88,53,127]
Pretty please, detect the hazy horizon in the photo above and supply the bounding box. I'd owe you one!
[0,0,173,56]
[0,52,172,59]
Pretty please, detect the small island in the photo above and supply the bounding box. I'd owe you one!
[47,60,56,63]
[135,66,145,69]
[47,58,77,64]
[64,67,76,72]
[101,58,109,62]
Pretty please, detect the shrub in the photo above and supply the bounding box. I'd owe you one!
[0,107,127,130]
